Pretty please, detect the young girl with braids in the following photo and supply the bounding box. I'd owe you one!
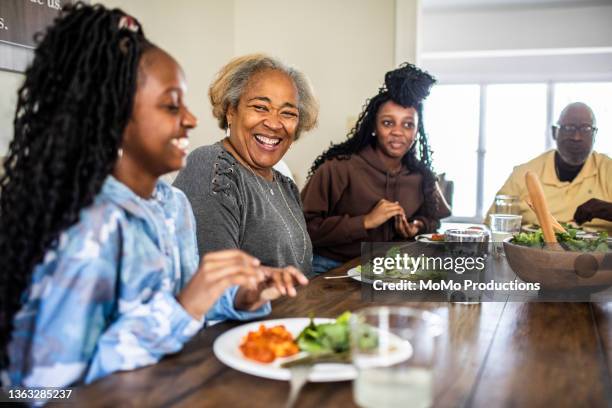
[302,64,451,274]
[0,3,306,388]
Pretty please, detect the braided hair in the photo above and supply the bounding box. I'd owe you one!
[0,2,153,371]
[308,63,440,220]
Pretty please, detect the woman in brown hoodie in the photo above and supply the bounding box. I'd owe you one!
[301,63,451,274]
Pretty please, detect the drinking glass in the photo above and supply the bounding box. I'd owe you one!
[489,214,522,257]
[494,194,520,215]
[444,228,489,257]
[443,229,489,304]
[351,307,443,408]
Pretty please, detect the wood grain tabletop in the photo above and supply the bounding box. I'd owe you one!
[61,259,612,408]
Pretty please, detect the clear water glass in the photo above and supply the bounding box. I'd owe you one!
[494,194,520,215]
[443,229,489,304]
[489,214,522,257]
[351,307,443,408]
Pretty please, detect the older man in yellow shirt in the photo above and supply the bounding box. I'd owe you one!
[486,102,612,233]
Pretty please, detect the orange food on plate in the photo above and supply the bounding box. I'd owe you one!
[431,233,445,241]
[240,324,299,363]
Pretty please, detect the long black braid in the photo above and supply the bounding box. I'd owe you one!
[0,2,152,372]
[308,63,440,222]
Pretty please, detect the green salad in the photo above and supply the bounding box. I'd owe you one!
[281,312,378,367]
[513,227,610,252]
[296,311,352,355]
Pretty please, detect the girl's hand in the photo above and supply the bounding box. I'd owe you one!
[395,215,423,239]
[177,249,264,320]
[234,266,309,311]
[364,199,405,230]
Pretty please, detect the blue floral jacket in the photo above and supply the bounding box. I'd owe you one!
[7,176,270,388]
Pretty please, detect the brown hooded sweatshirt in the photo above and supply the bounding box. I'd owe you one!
[301,144,451,262]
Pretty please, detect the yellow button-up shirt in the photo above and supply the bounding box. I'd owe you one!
[485,150,612,233]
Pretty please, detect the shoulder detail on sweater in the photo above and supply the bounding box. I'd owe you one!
[203,147,251,215]
[208,148,241,201]
[181,143,240,196]
[188,143,225,161]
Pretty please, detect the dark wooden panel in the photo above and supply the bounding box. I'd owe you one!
[470,302,610,407]
[0,1,81,72]
[0,0,64,49]
[431,301,507,407]
[59,260,612,407]
[592,302,612,402]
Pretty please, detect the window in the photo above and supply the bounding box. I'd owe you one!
[425,81,612,222]
[483,84,547,212]
[426,85,480,218]
[553,82,612,155]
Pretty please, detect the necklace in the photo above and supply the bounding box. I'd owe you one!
[222,139,307,263]
[246,165,307,263]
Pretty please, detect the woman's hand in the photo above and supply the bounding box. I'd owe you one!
[177,249,264,320]
[234,266,309,311]
[395,215,423,239]
[364,199,405,230]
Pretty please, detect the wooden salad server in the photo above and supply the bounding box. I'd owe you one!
[525,171,558,244]
[524,199,567,234]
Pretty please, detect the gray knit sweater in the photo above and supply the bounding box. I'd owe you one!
[173,143,313,277]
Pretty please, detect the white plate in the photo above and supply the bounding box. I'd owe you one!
[213,318,357,382]
[415,233,445,245]
[347,266,363,282]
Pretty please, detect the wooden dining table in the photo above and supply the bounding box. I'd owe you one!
[63,258,612,408]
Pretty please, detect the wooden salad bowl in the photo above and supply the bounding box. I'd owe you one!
[503,238,612,291]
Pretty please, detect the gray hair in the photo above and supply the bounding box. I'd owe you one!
[209,54,318,140]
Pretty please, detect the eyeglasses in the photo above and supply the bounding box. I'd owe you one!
[552,124,597,138]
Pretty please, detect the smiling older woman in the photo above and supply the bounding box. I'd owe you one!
[173,54,319,278]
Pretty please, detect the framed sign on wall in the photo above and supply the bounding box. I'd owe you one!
[0,0,78,73]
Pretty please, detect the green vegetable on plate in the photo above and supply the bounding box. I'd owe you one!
[281,312,378,367]
[296,311,352,355]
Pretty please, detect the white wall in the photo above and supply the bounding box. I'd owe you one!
[422,4,612,52]
[1,1,413,187]
[396,0,422,66]
[104,0,401,186]
[0,71,23,155]
[101,0,235,148]
[420,2,612,82]
[1,0,235,157]
[233,0,397,186]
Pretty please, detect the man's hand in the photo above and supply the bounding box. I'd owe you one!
[574,198,612,224]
